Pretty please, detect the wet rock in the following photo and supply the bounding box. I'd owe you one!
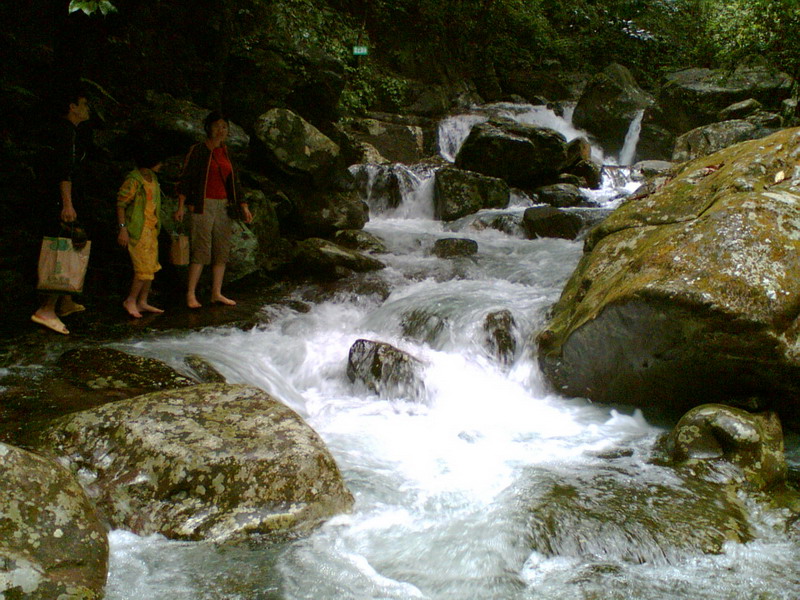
[284,188,369,238]
[434,166,510,222]
[672,119,768,163]
[534,183,586,208]
[572,63,654,156]
[657,65,793,134]
[34,383,354,542]
[522,206,583,240]
[346,339,426,401]
[433,238,479,258]
[0,442,108,599]
[350,164,406,212]
[333,229,388,254]
[184,355,227,383]
[537,128,800,422]
[455,119,568,189]
[631,160,674,179]
[252,108,341,185]
[483,310,517,366]
[57,347,195,393]
[661,404,786,492]
[340,117,424,164]
[520,464,751,564]
[718,98,763,121]
[401,309,449,347]
[565,137,592,166]
[293,238,385,279]
[636,123,675,162]
[563,159,603,190]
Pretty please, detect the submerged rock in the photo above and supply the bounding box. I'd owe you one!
[537,128,800,421]
[433,238,479,258]
[34,384,354,542]
[184,355,227,383]
[0,442,108,600]
[347,339,426,401]
[520,464,751,564]
[483,310,517,366]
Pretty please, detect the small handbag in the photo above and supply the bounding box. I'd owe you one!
[37,222,91,294]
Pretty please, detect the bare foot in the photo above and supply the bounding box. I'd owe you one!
[138,303,164,314]
[123,298,142,318]
[187,293,202,309]
[211,294,236,306]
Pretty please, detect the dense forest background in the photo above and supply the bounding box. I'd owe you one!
[1,0,799,324]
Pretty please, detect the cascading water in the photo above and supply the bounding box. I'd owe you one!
[619,109,645,166]
[102,105,800,600]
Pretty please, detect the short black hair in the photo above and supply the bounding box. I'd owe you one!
[203,111,229,137]
[130,137,166,169]
[57,84,89,117]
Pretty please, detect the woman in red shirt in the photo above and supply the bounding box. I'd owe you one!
[175,112,252,308]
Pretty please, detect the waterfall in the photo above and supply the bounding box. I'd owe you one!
[619,109,644,166]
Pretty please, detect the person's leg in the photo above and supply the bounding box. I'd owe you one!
[32,294,69,334]
[210,199,235,305]
[188,207,213,308]
[123,278,146,318]
[187,263,204,308]
[210,263,235,305]
[137,280,163,313]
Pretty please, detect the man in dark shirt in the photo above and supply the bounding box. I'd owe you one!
[31,90,91,335]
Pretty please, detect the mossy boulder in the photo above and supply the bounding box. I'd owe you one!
[34,384,354,542]
[661,404,786,492]
[0,443,108,600]
[672,119,768,163]
[433,166,510,221]
[293,238,385,279]
[537,128,800,421]
[432,238,479,258]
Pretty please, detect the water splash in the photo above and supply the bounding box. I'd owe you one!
[619,109,645,166]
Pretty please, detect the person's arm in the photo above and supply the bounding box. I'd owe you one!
[116,177,136,246]
[60,181,77,222]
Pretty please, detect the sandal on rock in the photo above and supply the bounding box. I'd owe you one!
[31,314,69,335]
[58,302,86,317]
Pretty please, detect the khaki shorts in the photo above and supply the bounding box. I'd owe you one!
[189,198,232,265]
[128,225,161,281]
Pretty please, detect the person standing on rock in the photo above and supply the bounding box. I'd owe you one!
[31,88,91,335]
[174,111,252,308]
[116,142,166,318]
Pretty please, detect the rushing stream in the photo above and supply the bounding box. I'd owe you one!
[103,105,800,599]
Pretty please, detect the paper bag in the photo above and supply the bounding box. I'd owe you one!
[37,236,91,294]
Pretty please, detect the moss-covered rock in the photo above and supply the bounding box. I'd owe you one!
[0,443,108,600]
[34,384,354,543]
[57,347,195,393]
[433,166,509,222]
[521,465,751,563]
[661,404,786,492]
[537,128,800,420]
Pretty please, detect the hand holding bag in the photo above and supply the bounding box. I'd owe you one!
[37,222,91,294]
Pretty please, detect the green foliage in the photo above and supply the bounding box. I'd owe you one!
[68,0,115,15]
[338,62,411,115]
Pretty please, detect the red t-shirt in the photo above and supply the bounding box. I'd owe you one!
[205,146,232,199]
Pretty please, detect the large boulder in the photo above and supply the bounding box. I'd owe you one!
[0,443,108,600]
[252,108,342,186]
[522,206,584,240]
[34,384,354,542]
[672,119,771,163]
[572,63,654,156]
[340,117,425,164]
[283,188,369,238]
[455,119,568,189]
[657,65,793,134]
[537,128,800,421]
[292,238,385,279]
[434,167,510,221]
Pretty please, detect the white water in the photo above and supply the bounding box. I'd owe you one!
[102,106,800,600]
[619,109,645,166]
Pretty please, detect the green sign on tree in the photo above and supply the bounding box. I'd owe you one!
[352,46,369,56]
